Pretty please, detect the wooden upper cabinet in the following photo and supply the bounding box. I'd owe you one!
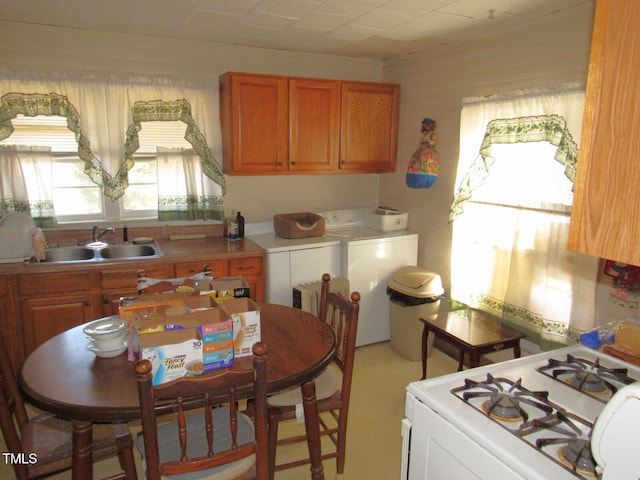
[339,81,399,173]
[289,78,341,172]
[220,72,288,174]
[568,0,640,265]
[219,72,399,175]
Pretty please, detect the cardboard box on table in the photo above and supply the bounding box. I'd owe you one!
[203,276,251,300]
[132,307,234,385]
[136,274,251,298]
[121,282,256,385]
[219,297,261,358]
[119,291,222,320]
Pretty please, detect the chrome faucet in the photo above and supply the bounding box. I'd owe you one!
[92,226,115,243]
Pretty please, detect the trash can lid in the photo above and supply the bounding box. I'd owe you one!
[388,266,444,298]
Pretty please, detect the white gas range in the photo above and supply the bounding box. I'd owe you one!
[402,344,640,480]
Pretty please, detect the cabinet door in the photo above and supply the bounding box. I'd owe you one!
[568,0,640,265]
[102,290,137,317]
[340,81,399,173]
[229,256,265,302]
[21,293,100,355]
[220,72,288,174]
[289,78,340,172]
[0,275,20,371]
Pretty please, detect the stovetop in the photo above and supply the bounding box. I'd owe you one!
[407,344,640,479]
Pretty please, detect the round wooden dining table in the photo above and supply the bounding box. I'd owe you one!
[19,303,336,480]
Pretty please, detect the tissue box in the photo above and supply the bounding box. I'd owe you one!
[365,210,408,232]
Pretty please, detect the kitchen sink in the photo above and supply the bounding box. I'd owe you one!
[99,244,158,259]
[39,242,162,263]
[43,247,96,262]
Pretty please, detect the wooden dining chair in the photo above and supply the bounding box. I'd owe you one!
[135,342,268,480]
[0,332,137,480]
[266,273,360,479]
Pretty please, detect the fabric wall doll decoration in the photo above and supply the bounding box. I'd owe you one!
[406,117,440,188]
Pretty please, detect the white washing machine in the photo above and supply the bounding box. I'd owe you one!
[247,231,341,307]
[322,209,419,347]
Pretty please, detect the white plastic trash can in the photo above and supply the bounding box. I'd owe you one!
[387,266,446,360]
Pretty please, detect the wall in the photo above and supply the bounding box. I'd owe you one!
[379,2,596,292]
[0,21,383,223]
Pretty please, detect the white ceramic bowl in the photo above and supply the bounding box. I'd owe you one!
[87,338,129,358]
[91,331,129,351]
[83,316,128,340]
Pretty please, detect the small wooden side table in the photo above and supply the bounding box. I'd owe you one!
[420,309,526,379]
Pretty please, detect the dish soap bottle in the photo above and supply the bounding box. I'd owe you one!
[237,211,245,238]
[227,210,239,240]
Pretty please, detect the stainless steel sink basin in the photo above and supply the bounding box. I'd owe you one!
[42,247,96,262]
[38,242,162,263]
[99,244,158,259]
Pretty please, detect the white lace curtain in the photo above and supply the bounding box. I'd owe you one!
[450,83,599,347]
[0,70,225,218]
[157,147,224,221]
[0,144,55,227]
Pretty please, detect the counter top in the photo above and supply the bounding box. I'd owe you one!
[0,236,265,275]
[248,232,340,253]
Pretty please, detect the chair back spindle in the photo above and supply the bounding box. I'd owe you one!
[136,342,268,480]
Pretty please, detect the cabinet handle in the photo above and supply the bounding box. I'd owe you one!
[291,161,297,166]
[237,266,253,271]
[277,161,283,166]
[84,301,91,307]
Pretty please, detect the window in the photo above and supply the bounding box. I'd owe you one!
[1,116,192,223]
[119,120,193,221]
[450,86,599,346]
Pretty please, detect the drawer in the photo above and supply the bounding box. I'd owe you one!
[229,257,263,276]
[175,260,228,278]
[101,264,174,290]
[17,271,97,296]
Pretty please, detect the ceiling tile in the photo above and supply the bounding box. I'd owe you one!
[314,0,386,18]
[195,0,260,16]
[294,11,352,31]
[239,10,296,30]
[329,24,380,42]
[376,0,456,16]
[253,0,321,19]
[351,11,411,30]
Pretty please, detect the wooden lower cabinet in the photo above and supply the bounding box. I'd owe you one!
[6,254,265,371]
[17,270,101,357]
[21,292,101,356]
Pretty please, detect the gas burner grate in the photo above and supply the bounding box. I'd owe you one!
[536,354,636,402]
[519,411,598,478]
[453,374,551,423]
